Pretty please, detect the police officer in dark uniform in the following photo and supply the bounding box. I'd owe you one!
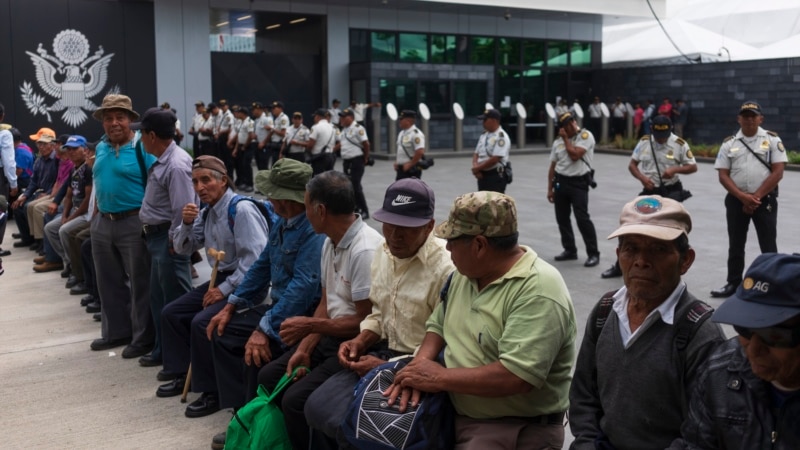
[710,101,787,298]
[472,109,511,193]
[547,112,600,268]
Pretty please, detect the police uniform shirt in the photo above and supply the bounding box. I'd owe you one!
[271,112,289,143]
[612,104,626,118]
[237,117,255,145]
[219,110,234,134]
[212,111,223,135]
[714,126,787,194]
[474,127,510,170]
[632,133,696,186]
[254,112,270,144]
[191,113,205,134]
[396,125,425,165]
[328,108,341,126]
[353,104,368,123]
[550,128,595,176]
[198,115,214,141]
[309,119,335,155]
[284,124,310,154]
[339,122,368,159]
[555,104,569,117]
[588,103,602,119]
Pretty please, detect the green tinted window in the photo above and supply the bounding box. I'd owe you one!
[371,32,397,62]
[469,37,495,64]
[399,33,428,63]
[454,81,488,116]
[350,29,369,62]
[430,35,456,63]
[523,40,545,67]
[380,79,417,111]
[547,42,569,67]
[571,42,591,66]
[420,81,449,114]
[498,38,521,66]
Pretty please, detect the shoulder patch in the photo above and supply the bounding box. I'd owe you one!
[767,130,778,137]
[414,137,421,144]
[675,137,686,146]
[498,139,505,147]
[686,150,694,159]
[723,135,735,143]
[640,135,650,141]
[358,129,365,136]
[778,142,785,152]
[581,131,589,140]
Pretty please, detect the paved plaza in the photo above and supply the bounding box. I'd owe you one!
[2,149,799,448]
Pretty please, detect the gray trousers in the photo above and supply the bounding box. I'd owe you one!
[91,213,154,347]
[43,209,87,264]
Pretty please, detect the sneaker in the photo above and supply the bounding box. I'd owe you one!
[0,259,4,276]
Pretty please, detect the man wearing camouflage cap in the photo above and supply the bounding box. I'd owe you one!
[386,191,577,448]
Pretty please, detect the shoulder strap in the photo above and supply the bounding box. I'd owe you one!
[648,137,665,186]
[737,138,772,171]
[439,272,455,314]
[134,139,148,188]
[589,290,619,344]
[228,195,275,233]
[674,299,714,352]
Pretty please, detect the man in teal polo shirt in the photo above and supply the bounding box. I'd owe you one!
[386,191,577,449]
[89,94,157,358]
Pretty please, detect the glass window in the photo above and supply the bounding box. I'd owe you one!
[454,81,488,116]
[430,35,456,64]
[455,36,469,64]
[420,81,449,114]
[371,32,397,62]
[399,33,428,62]
[497,69,522,109]
[523,40,545,67]
[350,29,369,62]
[547,42,569,67]
[497,38,521,66]
[521,69,544,121]
[469,37,495,65]
[379,79,417,111]
[571,42,591,66]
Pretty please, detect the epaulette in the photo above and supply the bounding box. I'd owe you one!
[413,128,419,134]
[498,131,505,138]
[723,135,735,143]
[640,135,650,141]
[675,137,686,146]
[767,130,779,137]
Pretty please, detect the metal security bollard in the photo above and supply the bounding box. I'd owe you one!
[452,102,464,152]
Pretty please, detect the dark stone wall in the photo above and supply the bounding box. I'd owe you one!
[591,58,800,150]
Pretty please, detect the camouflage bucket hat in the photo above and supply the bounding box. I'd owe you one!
[434,191,517,239]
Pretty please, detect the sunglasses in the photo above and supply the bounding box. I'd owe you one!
[733,324,800,348]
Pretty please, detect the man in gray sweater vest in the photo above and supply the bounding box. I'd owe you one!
[569,196,725,449]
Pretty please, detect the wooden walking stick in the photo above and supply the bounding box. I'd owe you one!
[181,248,226,403]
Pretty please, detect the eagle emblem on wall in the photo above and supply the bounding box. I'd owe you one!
[20,29,119,128]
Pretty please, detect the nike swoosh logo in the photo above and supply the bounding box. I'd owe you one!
[391,200,416,206]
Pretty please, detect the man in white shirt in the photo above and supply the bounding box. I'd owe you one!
[304,108,336,176]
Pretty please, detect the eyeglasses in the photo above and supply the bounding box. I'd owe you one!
[733,324,800,348]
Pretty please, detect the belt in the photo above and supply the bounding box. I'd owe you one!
[525,411,566,425]
[142,222,171,235]
[100,208,140,221]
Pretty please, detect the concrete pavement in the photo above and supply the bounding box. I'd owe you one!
[2,149,799,448]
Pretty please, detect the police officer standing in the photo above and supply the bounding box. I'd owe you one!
[266,101,289,168]
[472,109,510,193]
[328,99,342,129]
[233,106,255,192]
[394,110,425,180]
[216,100,234,177]
[280,112,310,163]
[304,108,336,176]
[252,102,271,172]
[547,112,600,268]
[197,104,215,158]
[601,115,697,278]
[335,108,370,218]
[710,101,786,298]
[189,101,205,156]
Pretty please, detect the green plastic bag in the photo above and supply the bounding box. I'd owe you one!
[224,366,307,450]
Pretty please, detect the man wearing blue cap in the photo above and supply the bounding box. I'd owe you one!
[674,253,800,448]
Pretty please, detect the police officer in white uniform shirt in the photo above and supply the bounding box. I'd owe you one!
[217,99,235,172]
[280,112,310,163]
[304,108,336,176]
[547,112,600,268]
[394,110,426,180]
[198,104,216,157]
[252,102,271,171]
[233,106,255,192]
[601,115,698,279]
[328,99,342,128]
[472,108,511,193]
[267,101,289,168]
[190,101,206,156]
[335,108,371,218]
[710,100,787,298]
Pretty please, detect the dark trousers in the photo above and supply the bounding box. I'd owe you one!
[477,168,508,193]
[160,274,231,387]
[305,369,362,450]
[255,145,270,171]
[198,139,214,158]
[343,156,368,214]
[725,193,778,284]
[235,142,255,188]
[396,166,422,180]
[553,175,599,257]
[80,236,97,297]
[257,336,346,450]
[310,153,334,177]
[284,152,305,163]
[65,222,90,282]
[192,134,200,156]
[217,135,234,179]
[268,142,282,168]
[13,196,36,242]
[144,228,192,361]
[0,172,9,245]
[210,303,284,409]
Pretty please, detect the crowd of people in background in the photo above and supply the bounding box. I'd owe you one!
[585,96,690,141]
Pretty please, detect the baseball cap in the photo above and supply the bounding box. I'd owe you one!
[30,127,56,143]
[739,101,762,116]
[313,108,328,117]
[207,102,218,110]
[271,101,284,109]
[478,109,501,121]
[252,102,263,110]
[292,112,303,119]
[218,99,228,106]
[712,253,800,327]
[237,106,250,115]
[254,158,312,204]
[434,191,517,239]
[651,116,673,139]
[607,196,691,241]
[130,107,177,137]
[192,155,234,188]
[61,135,88,150]
[195,100,205,107]
[339,109,355,118]
[557,112,576,127]
[372,178,435,227]
[399,110,417,119]
[332,99,341,104]
[160,102,171,109]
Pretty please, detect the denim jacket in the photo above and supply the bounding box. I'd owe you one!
[227,210,324,345]
[672,338,800,449]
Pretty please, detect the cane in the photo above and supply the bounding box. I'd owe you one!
[181,248,226,403]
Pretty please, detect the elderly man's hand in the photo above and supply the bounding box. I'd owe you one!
[202,287,224,308]
[182,203,199,225]
[279,317,314,346]
[349,355,385,377]
[206,305,234,339]
[244,330,272,367]
[392,358,445,393]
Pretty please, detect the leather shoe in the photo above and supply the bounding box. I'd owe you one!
[12,233,21,239]
[601,262,622,279]
[156,376,187,398]
[584,255,600,267]
[33,261,64,273]
[122,343,153,359]
[157,370,178,382]
[554,251,578,261]
[93,313,101,322]
[0,248,10,257]
[185,392,220,418]
[29,241,42,252]
[60,264,71,278]
[70,282,88,295]
[211,431,226,450]
[710,283,737,298]
[139,354,162,367]
[14,239,34,248]
[80,294,96,306]
[65,275,79,288]
[90,337,131,351]
[85,300,101,313]
[33,255,46,264]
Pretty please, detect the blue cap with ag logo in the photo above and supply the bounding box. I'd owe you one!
[712,253,800,327]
